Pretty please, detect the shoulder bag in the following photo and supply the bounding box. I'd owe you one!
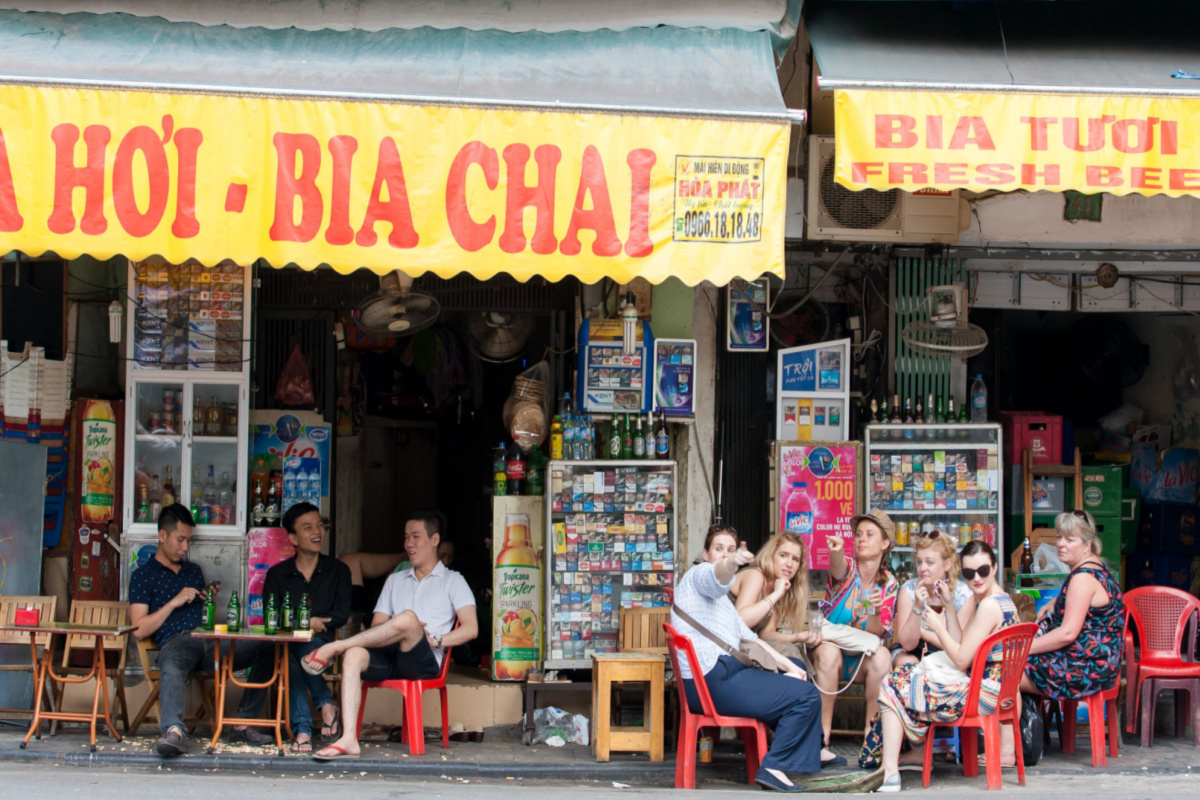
[671,605,780,672]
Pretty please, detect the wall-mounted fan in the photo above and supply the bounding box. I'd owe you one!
[467,311,535,363]
[352,270,440,336]
[901,283,989,359]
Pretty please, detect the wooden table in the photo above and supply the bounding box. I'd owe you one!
[591,652,665,762]
[190,628,300,755]
[0,621,133,752]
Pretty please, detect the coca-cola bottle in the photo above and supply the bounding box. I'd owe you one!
[505,442,526,495]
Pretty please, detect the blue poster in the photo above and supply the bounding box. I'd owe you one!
[727,280,769,351]
[780,349,817,392]
[654,339,695,415]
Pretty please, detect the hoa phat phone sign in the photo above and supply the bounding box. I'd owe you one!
[776,442,861,570]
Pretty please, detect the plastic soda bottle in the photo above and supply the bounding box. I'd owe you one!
[970,374,988,422]
[493,443,508,496]
[783,481,814,536]
[549,416,564,460]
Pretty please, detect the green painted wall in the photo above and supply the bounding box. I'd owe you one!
[650,277,694,340]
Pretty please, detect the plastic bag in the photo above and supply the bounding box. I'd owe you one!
[532,705,589,746]
[506,361,550,452]
[275,343,316,406]
[1019,693,1044,766]
[1033,543,1068,575]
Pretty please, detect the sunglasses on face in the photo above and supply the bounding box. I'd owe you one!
[961,564,993,580]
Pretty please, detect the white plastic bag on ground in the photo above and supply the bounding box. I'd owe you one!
[532,705,589,746]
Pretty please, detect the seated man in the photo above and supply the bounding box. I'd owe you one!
[240,502,352,753]
[304,509,478,760]
[129,504,273,756]
[338,526,456,627]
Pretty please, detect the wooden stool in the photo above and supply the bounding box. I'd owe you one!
[591,653,665,762]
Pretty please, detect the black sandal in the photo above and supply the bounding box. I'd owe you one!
[292,737,314,755]
[320,706,343,743]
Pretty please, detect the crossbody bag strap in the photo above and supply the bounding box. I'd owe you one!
[671,605,753,667]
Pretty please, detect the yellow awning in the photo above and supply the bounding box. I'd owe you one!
[0,11,792,286]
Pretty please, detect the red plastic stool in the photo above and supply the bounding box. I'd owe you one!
[1137,677,1200,748]
[1059,683,1120,766]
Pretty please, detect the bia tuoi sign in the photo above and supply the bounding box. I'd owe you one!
[834,89,1200,197]
[0,84,787,285]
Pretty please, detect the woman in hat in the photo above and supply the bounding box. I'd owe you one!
[810,509,900,748]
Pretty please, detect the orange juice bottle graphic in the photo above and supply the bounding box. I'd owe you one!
[493,513,540,681]
[81,400,117,524]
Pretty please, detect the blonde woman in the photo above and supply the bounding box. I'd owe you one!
[891,530,975,668]
[1021,510,1124,700]
[731,532,823,658]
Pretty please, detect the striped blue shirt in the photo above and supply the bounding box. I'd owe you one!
[670,562,757,679]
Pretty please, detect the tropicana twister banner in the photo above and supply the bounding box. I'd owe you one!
[0,84,789,285]
[835,89,1200,198]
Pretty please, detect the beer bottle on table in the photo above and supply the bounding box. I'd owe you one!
[281,591,294,633]
[227,591,240,633]
[202,586,216,631]
[1021,537,1034,575]
[265,593,279,635]
[299,593,311,631]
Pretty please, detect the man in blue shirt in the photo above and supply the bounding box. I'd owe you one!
[129,504,271,756]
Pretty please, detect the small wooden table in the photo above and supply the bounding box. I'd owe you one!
[591,652,665,762]
[190,628,300,755]
[0,621,133,752]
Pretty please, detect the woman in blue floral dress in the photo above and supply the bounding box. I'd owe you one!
[1022,510,1124,699]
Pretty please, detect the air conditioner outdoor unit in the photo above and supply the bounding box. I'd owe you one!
[806,135,970,244]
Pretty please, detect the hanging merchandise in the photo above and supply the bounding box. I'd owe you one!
[776,338,852,441]
[504,361,550,453]
[577,319,654,414]
[274,343,316,407]
[726,278,769,352]
[652,338,696,416]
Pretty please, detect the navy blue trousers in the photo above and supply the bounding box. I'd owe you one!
[683,655,823,775]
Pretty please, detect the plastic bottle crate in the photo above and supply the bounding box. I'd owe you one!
[998,411,1063,466]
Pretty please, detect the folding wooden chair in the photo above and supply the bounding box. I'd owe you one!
[127,635,215,736]
[51,600,131,735]
[0,595,59,720]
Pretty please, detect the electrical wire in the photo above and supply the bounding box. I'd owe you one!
[0,355,29,378]
[732,250,846,319]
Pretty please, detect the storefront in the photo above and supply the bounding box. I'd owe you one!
[0,3,801,728]
[787,0,1200,595]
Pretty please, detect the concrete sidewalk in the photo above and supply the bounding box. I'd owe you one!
[2,717,1199,789]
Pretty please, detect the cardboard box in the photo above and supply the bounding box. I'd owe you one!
[1008,465,1066,515]
[1138,503,1200,556]
[1128,552,1195,591]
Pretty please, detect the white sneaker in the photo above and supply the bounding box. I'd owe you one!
[877,772,902,793]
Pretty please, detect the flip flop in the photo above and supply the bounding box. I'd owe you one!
[291,738,313,755]
[301,652,332,677]
[320,706,342,742]
[313,745,359,761]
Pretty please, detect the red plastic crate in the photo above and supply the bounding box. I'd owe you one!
[998,411,1063,465]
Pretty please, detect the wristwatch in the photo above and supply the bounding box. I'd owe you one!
[434,634,443,648]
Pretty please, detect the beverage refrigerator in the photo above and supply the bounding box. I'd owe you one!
[119,258,251,617]
[543,459,677,670]
[863,422,1005,584]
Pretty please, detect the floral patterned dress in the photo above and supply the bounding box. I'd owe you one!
[860,592,1020,764]
[1025,564,1124,700]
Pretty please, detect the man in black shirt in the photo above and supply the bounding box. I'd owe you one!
[242,502,351,752]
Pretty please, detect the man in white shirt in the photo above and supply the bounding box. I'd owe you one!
[305,511,478,760]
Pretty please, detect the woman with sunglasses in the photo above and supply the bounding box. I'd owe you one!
[671,525,826,792]
[1020,510,1124,701]
[865,541,1021,792]
[891,528,975,668]
[811,509,900,748]
[731,532,823,659]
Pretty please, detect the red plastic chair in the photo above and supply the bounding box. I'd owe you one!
[663,622,768,790]
[921,622,1037,791]
[1057,681,1121,766]
[1123,586,1200,746]
[354,633,455,755]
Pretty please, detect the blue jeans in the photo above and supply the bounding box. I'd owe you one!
[683,656,823,775]
[157,633,270,736]
[286,638,335,737]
